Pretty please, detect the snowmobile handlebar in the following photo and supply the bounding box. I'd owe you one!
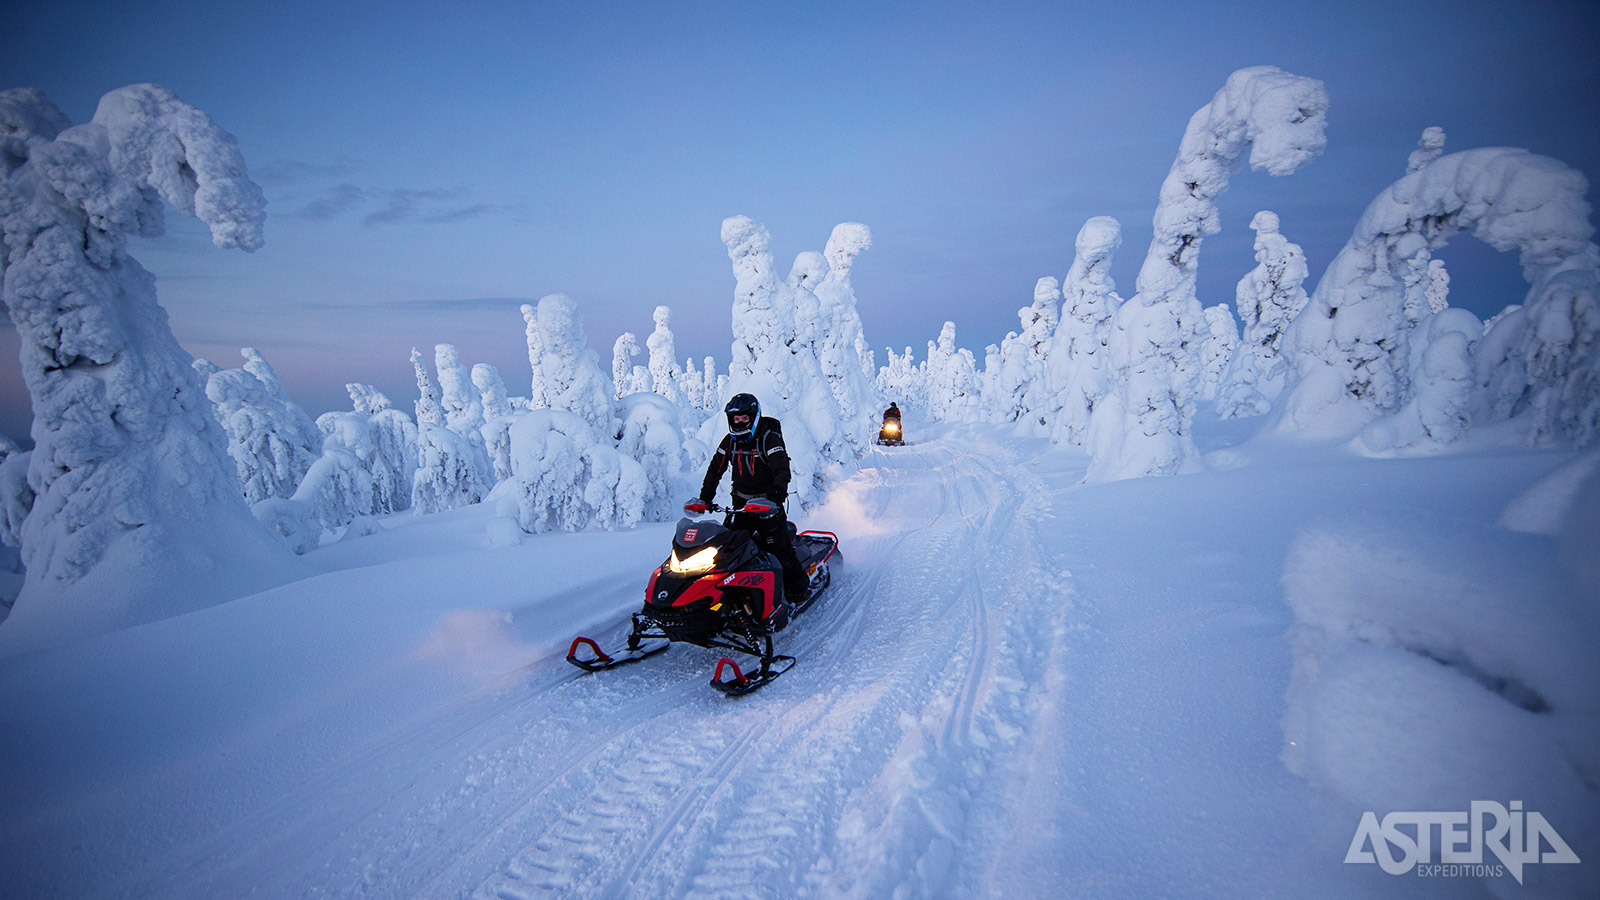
[683,499,780,517]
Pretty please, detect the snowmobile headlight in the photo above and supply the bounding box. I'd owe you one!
[884,421,900,433]
[669,545,718,574]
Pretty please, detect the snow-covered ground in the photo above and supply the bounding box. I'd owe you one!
[1,420,1594,899]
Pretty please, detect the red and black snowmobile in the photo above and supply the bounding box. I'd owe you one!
[566,499,839,696]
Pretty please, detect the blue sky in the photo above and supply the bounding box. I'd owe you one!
[2,0,1597,441]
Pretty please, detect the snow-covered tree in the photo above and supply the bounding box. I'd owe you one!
[1425,259,1450,314]
[1353,308,1483,452]
[473,363,517,483]
[506,409,645,533]
[530,294,615,438]
[612,332,639,401]
[702,355,719,409]
[710,216,847,509]
[198,348,324,505]
[410,348,490,514]
[679,357,704,416]
[1215,210,1311,418]
[1086,67,1329,482]
[878,346,926,410]
[617,392,688,523]
[814,223,881,452]
[925,322,981,422]
[980,343,1004,419]
[521,302,549,409]
[0,84,298,648]
[999,277,1059,430]
[436,344,486,439]
[1198,305,1241,402]
[646,305,682,406]
[1275,147,1600,447]
[324,383,418,516]
[1047,216,1124,446]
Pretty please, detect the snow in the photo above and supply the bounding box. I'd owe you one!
[1,419,1592,899]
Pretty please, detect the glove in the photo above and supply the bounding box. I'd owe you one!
[684,500,709,513]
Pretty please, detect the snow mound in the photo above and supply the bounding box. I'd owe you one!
[1280,513,1599,895]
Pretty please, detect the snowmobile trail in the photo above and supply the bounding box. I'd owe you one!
[114,430,1078,900]
[442,433,1075,900]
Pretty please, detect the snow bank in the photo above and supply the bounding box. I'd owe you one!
[1281,511,1599,895]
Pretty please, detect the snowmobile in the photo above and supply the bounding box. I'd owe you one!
[877,416,904,446]
[566,499,839,696]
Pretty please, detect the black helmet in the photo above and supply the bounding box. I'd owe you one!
[725,392,760,439]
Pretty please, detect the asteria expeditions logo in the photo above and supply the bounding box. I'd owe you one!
[1346,801,1581,884]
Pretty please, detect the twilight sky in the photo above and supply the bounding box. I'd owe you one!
[2,0,1597,442]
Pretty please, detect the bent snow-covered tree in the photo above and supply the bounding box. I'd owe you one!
[0,84,298,649]
[1085,66,1329,482]
[1274,147,1600,446]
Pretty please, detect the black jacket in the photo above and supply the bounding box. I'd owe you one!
[700,418,790,505]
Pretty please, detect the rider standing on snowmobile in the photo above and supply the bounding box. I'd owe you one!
[691,393,808,606]
[883,402,900,423]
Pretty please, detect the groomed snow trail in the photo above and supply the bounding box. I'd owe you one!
[124,432,1075,900]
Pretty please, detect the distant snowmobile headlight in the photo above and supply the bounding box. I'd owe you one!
[884,421,900,433]
[669,545,718,574]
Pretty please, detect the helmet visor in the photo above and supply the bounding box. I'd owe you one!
[728,412,755,435]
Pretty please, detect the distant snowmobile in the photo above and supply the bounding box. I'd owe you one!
[877,404,904,446]
[567,499,839,696]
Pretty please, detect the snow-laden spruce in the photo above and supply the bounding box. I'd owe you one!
[1197,304,1240,402]
[813,223,882,453]
[1085,66,1329,482]
[198,348,324,505]
[504,409,646,533]
[1274,147,1600,446]
[923,322,981,423]
[646,305,682,407]
[710,216,865,509]
[611,332,639,401]
[528,294,615,437]
[991,278,1058,432]
[1046,216,1124,446]
[1215,210,1310,419]
[326,383,418,516]
[473,363,516,482]
[1350,308,1483,453]
[520,302,549,410]
[877,346,925,410]
[410,347,491,514]
[0,84,300,651]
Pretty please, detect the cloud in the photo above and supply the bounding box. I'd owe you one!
[424,202,522,224]
[360,188,453,226]
[298,183,367,220]
[252,157,364,187]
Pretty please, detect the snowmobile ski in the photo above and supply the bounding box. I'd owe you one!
[709,654,796,697]
[566,632,668,672]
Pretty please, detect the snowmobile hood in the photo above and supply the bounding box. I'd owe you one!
[674,517,728,549]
